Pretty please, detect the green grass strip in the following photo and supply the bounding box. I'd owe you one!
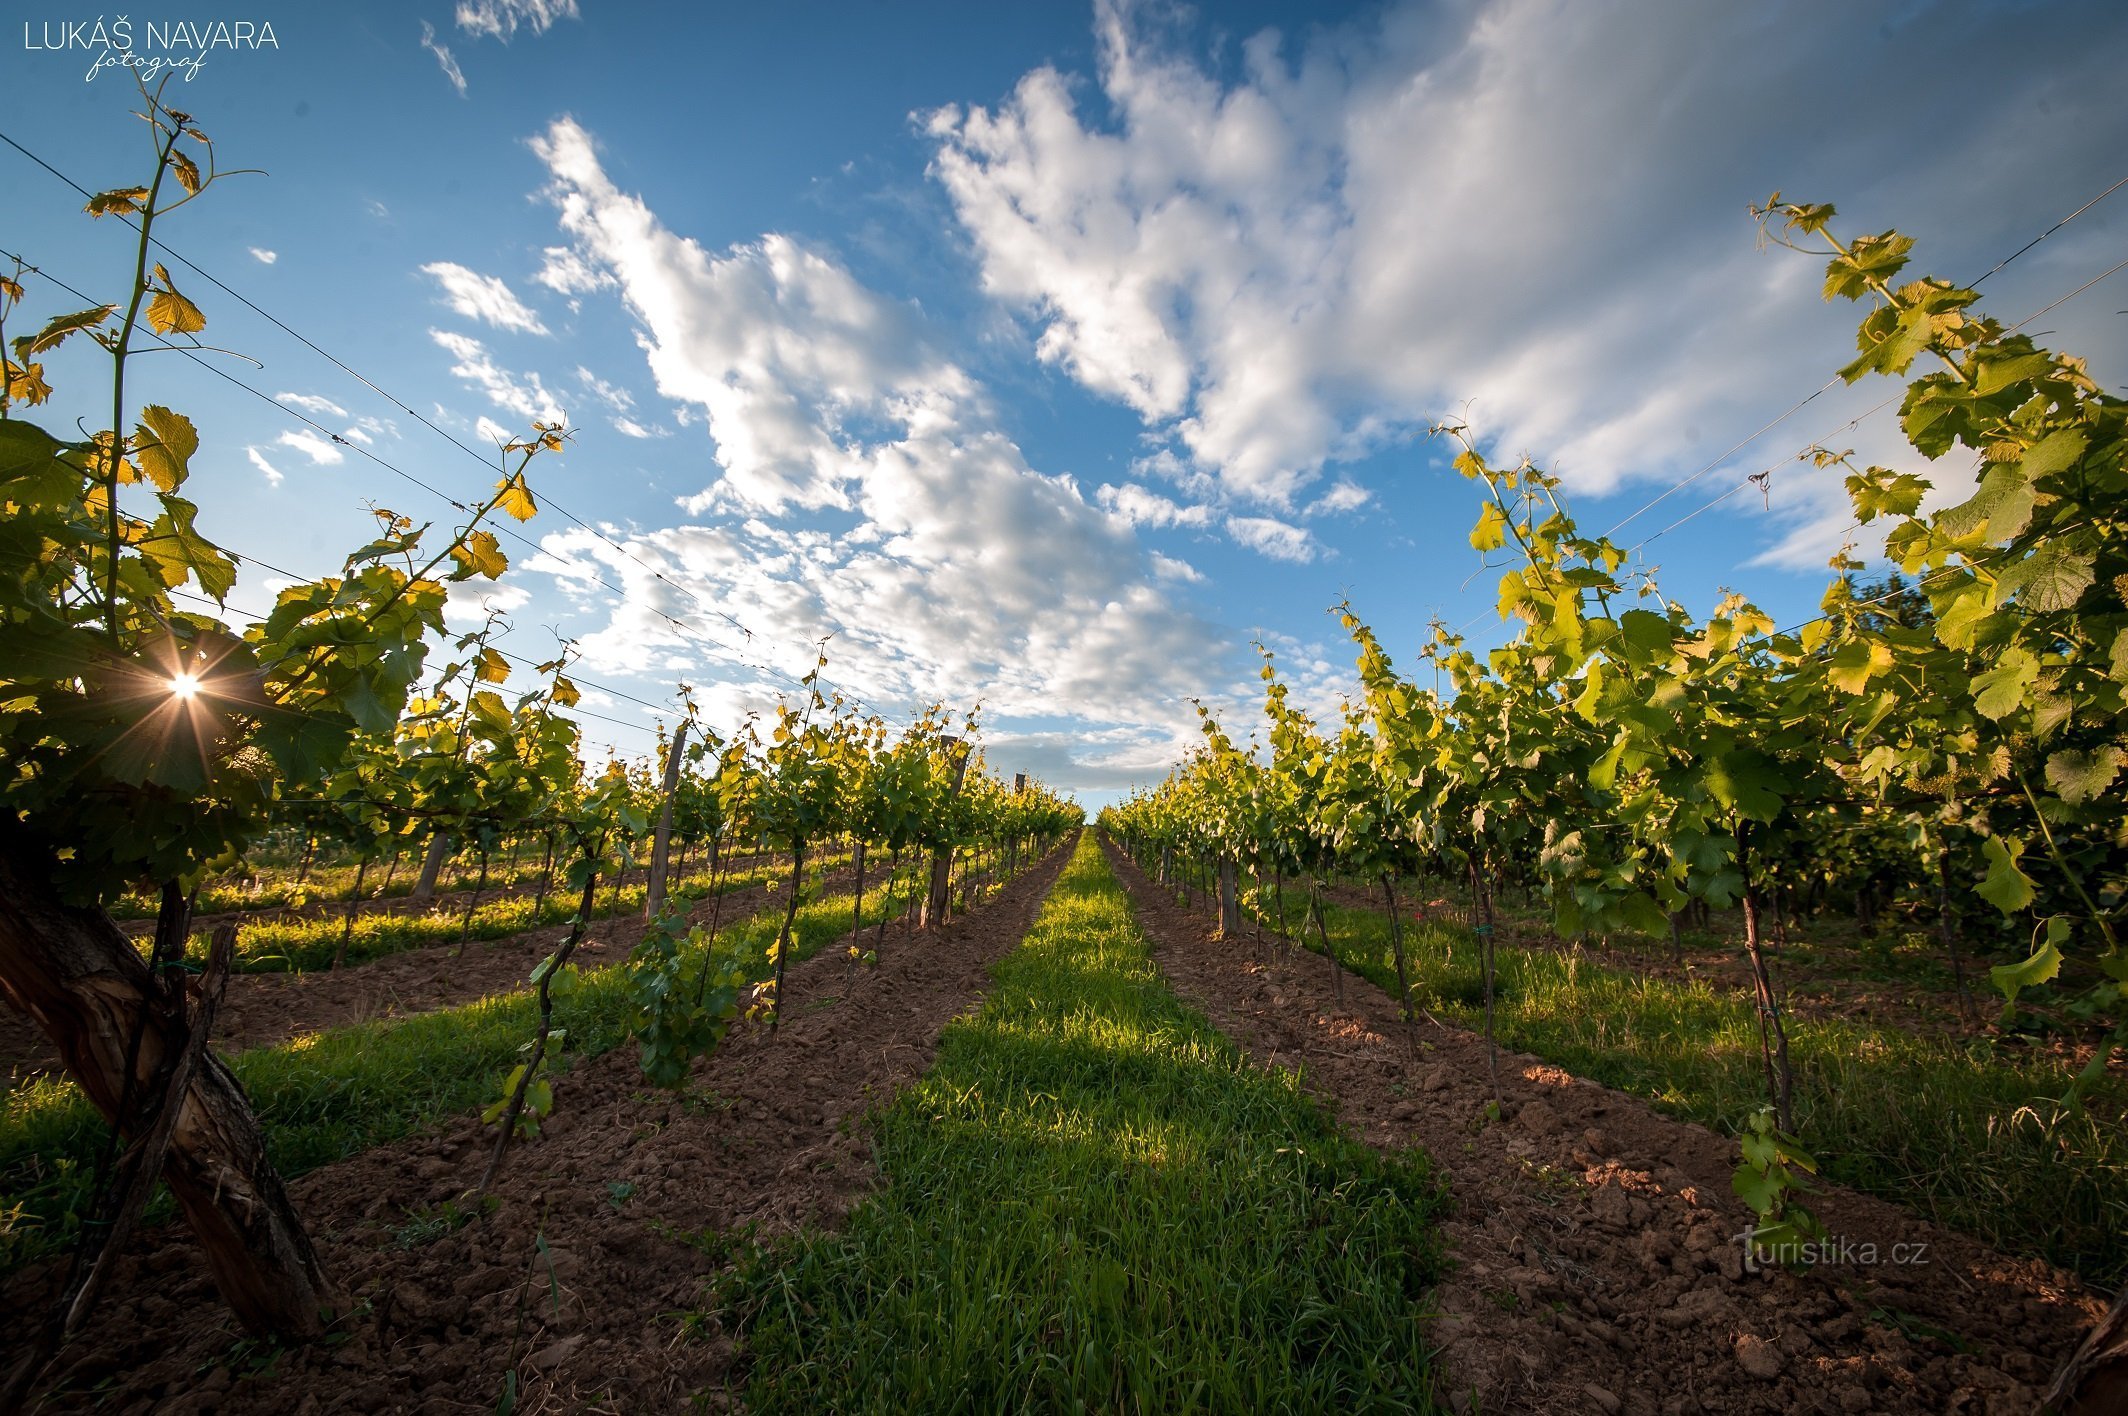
[721,833,1448,1414]
[171,851,850,976]
[0,856,934,1271]
[1224,868,2128,1288]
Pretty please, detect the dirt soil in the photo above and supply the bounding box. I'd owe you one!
[0,863,869,1092]
[1108,839,2101,1416]
[3,837,1074,1416]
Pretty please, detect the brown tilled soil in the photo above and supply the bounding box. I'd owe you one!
[1107,839,2101,1416]
[0,864,866,1091]
[5,838,1074,1415]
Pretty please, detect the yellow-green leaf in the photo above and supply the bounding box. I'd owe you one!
[147,287,207,336]
[133,405,199,493]
[447,529,507,580]
[495,472,537,522]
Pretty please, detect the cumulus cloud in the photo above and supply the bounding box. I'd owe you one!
[275,429,344,465]
[245,447,283,485]
[1225,514,1316,563]
[1095,481,1214,529]
[526,115,1225,741]
[421,261,549,334]
[1309,479,1373,515]
[535,245,614,296]
[928,0,2128,550]
[431,329,564,422]
[443,579,532,628]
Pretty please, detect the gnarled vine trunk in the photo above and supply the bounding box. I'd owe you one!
[0,841,340,1341]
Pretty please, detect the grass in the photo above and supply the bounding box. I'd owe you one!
[107,846,807,920]
[1219,864,2128,1288]
[0,853,956,1272]
[717,833,1448,1414]
[170,851,849,976]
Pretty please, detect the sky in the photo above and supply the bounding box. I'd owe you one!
[7,0,2127,810]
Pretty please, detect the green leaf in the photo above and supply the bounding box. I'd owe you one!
[1825,639,1892,695]
[1989,928,2064,1005]
[1703,751,1784,823]
[0,418,68,478]
[475,646,511,685]
[2044,747,2122,805]
[1977,836,2036,914]
[2019,426,2087,481]
[1618,610,1674,655]
[1994,544,2094,614]
[1469,502,1508,553]
[1970,648,2037,721]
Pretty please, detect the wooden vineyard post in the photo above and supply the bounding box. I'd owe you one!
[1216,859,1240,938]
[644,721,690,921]
[410,831,451,903]
[919,739,973,931]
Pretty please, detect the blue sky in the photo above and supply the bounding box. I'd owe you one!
[7,0,2127,809]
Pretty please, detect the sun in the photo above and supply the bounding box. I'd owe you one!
[169,672,202,700]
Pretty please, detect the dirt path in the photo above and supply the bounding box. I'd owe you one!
[1105,838,2098,1416]
[4,836,1075,1415]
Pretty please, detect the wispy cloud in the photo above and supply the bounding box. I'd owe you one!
[275,392,347,419]
[246,447,284,485]
[418,20,467,96]
[456,0,580,41]
[430,328,564,422]
[248,247,277,265]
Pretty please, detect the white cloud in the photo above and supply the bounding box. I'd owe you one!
[275,429,345,465]
[1095,481,1214,528]
[249,247,277,265]
[418,20,467,96]
[535,245,615,295]
[1149,551,1201,582]
[456,0,579,41]
[276,392,347,418]
[421,262,549,334]
[1225,514,1315,563]
[927,0,2128,554]
[575,365,634,410]
[1308,479,1372,515]
[475,415,513,446]
[245,447,283,486]
[443,579,531,628]
[430,328,564,423]
[612,416,667,439]
[527,115,1223,738]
